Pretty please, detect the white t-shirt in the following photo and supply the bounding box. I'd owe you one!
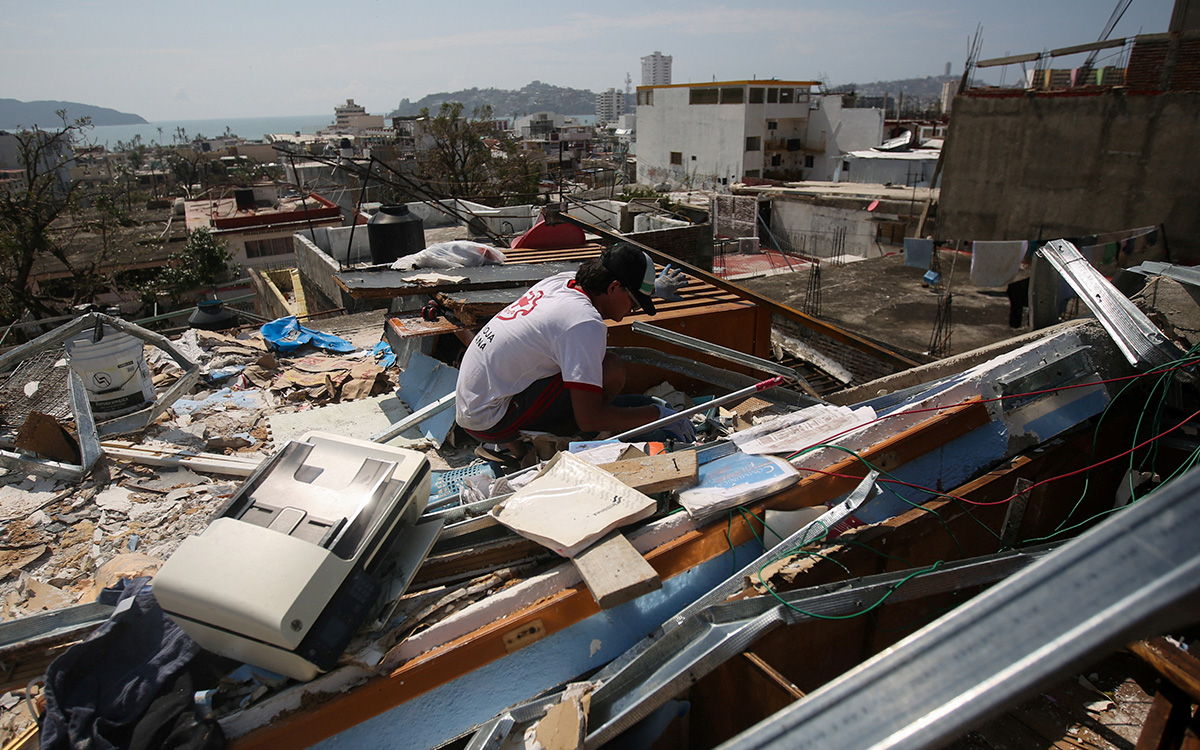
[455,272,607,431]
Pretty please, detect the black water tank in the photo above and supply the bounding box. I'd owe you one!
[234,188,255,210]
[188,300,239,331]
[367,205,425,265]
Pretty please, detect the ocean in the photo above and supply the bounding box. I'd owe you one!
[85,115,333,148]
[86,112,599,148]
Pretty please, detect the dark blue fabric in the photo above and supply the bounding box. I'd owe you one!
[41,578,200,750]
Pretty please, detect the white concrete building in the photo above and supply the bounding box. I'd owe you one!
[329,99,385,133]
[641,51,672,86]
[635,80,884,191]
[595,88,625,124]
[838,146,941,188]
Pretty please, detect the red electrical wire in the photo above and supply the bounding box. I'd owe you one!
[803,361,1195,450]
[792,404,1200,508]
[784,359,1200,508]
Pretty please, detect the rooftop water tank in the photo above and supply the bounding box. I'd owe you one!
[367,205,425,265]
[188,300,239,331]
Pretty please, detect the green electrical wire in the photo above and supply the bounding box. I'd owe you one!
[758,559,945,621]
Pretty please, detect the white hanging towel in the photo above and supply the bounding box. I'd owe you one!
[970,240,1028,288]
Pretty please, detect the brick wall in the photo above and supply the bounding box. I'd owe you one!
[628,224,714,271]
[1173,38,1200,90]
[1127,37,1170,90]
[1125,31,1200,92]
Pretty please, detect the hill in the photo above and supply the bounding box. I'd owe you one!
[391,81,600,118]
[0,99,148,129]
[830,74,973,105]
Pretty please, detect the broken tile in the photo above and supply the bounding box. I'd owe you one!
[94,486,134,514]
[0,545,47,580]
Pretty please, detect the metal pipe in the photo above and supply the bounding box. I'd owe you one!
[613,376,787,441]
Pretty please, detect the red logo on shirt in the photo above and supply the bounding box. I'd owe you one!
[498,289,543,320]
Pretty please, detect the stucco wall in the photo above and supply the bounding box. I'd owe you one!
[636,86,813,190]
[938,90,1200,261]
[770,199,882,259]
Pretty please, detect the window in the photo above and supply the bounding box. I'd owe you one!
[805,154,814,168]
[245,236,293,258]
[670,151,683,165]
[779,88,795,104]
[842,160,850,172]
[749,88,764,104]
[691,155,696,160]
[771,154,782,167]
[767,88,778,103]
[689,88,719,105]
[720,87,744,104]
[745,136,761,152]
[767,120,778,130]
[745,169,760,178]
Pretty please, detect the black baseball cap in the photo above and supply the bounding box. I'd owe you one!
[600,243,657,315]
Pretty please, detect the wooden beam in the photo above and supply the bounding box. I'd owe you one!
[1131,638,1200,705]
[551,212,921,370]
[231,400,987,750]
[598,451,698,494]
[573,533,662,609]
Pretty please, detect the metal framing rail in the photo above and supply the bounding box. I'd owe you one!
[719,465,1200,750]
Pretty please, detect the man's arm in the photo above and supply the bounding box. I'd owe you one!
[569,388,659,434]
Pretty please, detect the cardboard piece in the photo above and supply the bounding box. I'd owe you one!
[491,452,657,558]
[677,451,800,520]
[15,411,80,464]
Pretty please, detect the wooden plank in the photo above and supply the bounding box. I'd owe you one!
[1131,638,1200,705]
[572,532,662,609]
[230,401,988,750]
[1137,687,1192,750]
[597,451,698,494]
[100,441,261,476]
[385,315,463,340]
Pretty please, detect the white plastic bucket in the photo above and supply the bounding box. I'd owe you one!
[65,327,155,419]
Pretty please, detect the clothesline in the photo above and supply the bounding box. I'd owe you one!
[905,224,1163,289]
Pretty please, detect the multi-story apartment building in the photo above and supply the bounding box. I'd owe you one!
[595,88,625,125]
[635,79,884,190]
[641,51,672,86]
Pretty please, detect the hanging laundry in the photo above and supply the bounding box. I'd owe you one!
[903,238,934,270]
[1103,242,1119,265]
[970,240,1028,288]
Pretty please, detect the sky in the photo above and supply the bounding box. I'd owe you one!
[0,0,1177,121]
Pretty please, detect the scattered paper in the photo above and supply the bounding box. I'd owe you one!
[491,452,657,558]
[731,404,876,455]
[677,452,799,519]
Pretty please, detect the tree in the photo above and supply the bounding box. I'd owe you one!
[419,102,497,197]
[149,227,233,306]
[418,102,542,203]
[0,111,91,323]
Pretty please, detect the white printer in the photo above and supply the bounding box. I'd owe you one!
[155,432,436,681]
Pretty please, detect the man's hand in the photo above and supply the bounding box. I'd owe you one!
[654,264,689,301]
[655,403,696,442]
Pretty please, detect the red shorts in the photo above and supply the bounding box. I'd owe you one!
[462,375,578,443]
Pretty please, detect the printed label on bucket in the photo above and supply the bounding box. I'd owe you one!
[66,328,156,420]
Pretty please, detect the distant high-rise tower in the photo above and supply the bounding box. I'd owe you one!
[945,61,952,77]
[596,88,625,124]
[641,51,673,86]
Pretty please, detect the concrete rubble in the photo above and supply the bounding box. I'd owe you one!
[0,247,1196,748]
